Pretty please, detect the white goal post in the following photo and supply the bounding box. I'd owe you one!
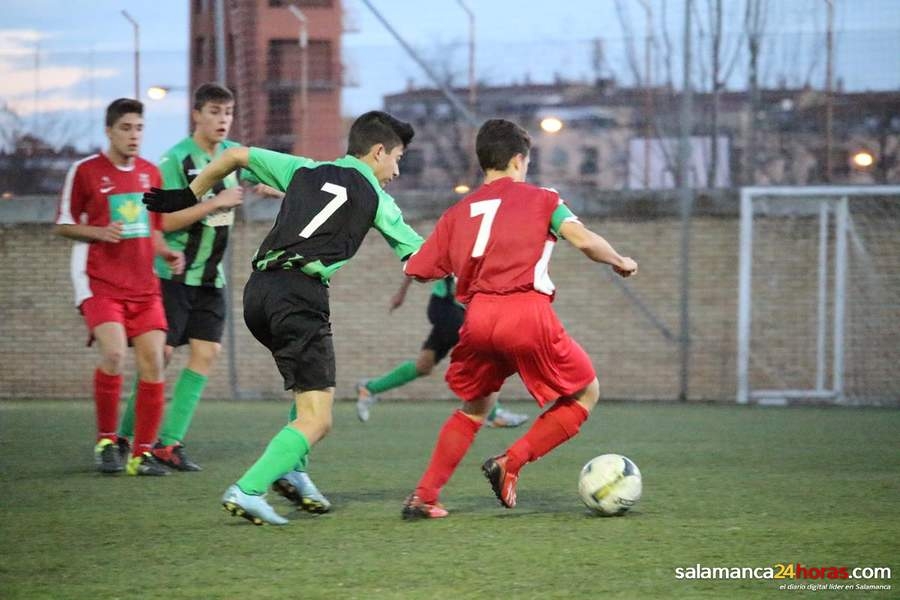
[737,186,900,406]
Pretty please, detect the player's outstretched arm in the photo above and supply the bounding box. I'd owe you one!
[389,276,414,312]
[54,222,123,243]
[144,148,249,213]
[558,220,638,277]
[161,187,244,232]
[190,147,249,198]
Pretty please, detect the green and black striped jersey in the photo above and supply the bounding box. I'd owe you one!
[155,137,258,287]
[245,148,422,284]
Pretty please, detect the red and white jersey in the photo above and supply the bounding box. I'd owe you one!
[56,153,163,306]
[406,177,578,304]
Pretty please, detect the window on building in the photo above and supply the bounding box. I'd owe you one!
[308,40,333,87]
[529,146,541,176]
[579,147,599,175]
[401,148,425,176]
[267,39,333,86]
[194,36,206,67]
[267,90,294,135]
[269,0,333,7]
[550,146,569,169]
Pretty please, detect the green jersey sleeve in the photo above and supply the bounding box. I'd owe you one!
[246,147,317,192]
[550,202,579,238]
[158,151,188,189]
[373,189,423,260]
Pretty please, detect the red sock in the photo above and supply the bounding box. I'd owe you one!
[506,400,590,473]
[415,410,483,503]
[133,380,164,457]
[94,369,122,442]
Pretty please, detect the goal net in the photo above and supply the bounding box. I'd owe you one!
[737,186,900,406]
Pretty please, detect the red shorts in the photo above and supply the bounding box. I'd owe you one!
[445,292,596,406]
[80,294,168,342]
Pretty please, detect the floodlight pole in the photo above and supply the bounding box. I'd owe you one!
[121,11,140,100]
[288,4,309,157]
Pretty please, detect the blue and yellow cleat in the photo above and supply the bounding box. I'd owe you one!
[273,470,332,514]
[221,484,288,526]
[355,379,379,422]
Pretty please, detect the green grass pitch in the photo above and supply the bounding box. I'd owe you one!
[2,400,898,599]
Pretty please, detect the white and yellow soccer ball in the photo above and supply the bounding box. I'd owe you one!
[578,454,642,516]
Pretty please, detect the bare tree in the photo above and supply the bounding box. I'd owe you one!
[743,0,769,185]
[0,105,91,195]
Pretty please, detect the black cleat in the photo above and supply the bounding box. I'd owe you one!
[126,452,170,476]
[94,439,123,474]
[151,442,202,472]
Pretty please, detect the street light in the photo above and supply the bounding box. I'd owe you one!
[850,149,875,170]
[147,86,171,101]
[287,4,309,156]
[120,11,139,100]
[540,117,563,134]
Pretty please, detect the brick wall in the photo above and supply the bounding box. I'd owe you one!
[2,194,896,403]
[0,214,740,402]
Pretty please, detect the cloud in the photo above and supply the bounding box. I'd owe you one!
[5,93,107,115]
[0,28,117,116]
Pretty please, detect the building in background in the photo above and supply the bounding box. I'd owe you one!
[191,0,344,159]
[383,79,900,192]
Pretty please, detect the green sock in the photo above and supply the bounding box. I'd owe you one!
[283,404,309,472]
[237,427,310,495]
[117,379,139,439]
[159,368,207,446]
[367,360,420,394]
[488,402,501,421]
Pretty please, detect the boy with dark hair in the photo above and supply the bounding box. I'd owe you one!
[400,118,638,519]
[116,83,243,473]
[143,110,423,525]
[55,98,184,476]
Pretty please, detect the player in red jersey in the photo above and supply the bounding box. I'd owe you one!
[401,119,638,519]
[55,98,185,476]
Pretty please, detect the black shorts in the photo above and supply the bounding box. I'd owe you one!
[422,294,465,363]
[161,279,226,347]
[242,269,335,392]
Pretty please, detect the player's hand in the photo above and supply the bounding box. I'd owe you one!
[143,187,198,213]
[212,187,244,210]
[252,183,285,199]
[162,249,185,275]
[388,289,407,312]
[95,221,123,243]
[613,257,638,278]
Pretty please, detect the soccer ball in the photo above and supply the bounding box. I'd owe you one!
[578,454,642,516]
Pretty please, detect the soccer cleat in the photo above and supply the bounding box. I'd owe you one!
[94,438,123,474]
[401,493,449,520]
[482,455,518,508]
[355,379,379,422]
[221,484,288,526]
[116,437,131,463]
[486,408,530,428]
[151,442,202,472]
[273,470,331,514]
[126,452,170,476]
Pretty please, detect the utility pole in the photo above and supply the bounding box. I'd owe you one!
[824,0,834,182]
[637,0,653,188]
[677,0,694,402]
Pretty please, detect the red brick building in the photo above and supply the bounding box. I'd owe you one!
[190,0,343,159]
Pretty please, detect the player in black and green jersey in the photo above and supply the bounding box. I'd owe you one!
[356,275,529,427]
[117,84,243,473]
[143,110,423,525]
